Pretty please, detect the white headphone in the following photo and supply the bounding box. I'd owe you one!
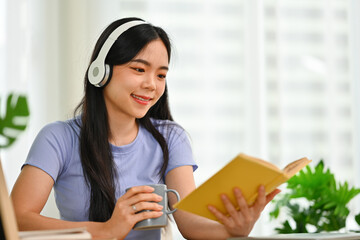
[88,20,148,87]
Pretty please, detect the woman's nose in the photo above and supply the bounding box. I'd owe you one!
[142,75,156,90]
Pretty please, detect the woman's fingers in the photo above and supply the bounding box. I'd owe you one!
[207,186,281,237]
[221,193,241,227]
[266,188,281,204]
[131,201,164,214]
[105,185,166,239]
[128,192,163,205]
[252,185,266,214]
[130,201,164,223]
[114,185,164,219]
[124,185,155,198]
[133,209,164,222]
[207,205,231,226]
[233,188,251,218]
[126,188,164,224]
[120,186,163,206]
[207,188,250,226]
[221,194,238,217]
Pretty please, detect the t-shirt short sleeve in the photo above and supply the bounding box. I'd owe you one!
[23,121,74,182]
[162,123,198,176]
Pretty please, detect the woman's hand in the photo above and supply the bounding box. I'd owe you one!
[102,185,164,239]
[207,186,281,237]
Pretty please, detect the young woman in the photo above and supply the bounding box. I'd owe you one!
[10,17,279,240]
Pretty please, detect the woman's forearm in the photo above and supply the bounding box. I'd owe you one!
[174,210,232,240]
[15,212,111,239]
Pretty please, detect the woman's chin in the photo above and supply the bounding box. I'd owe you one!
[135,113,148,119]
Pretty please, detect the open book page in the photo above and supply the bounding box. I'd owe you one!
[254,157,311,200]
[282,157,312,178]
[19,227,92,240]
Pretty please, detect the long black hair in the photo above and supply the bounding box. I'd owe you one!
[74,17,173,222]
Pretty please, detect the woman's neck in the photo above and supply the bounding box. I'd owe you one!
[108,116,139,146]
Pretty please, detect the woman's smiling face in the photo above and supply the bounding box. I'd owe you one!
[103,38,169,120]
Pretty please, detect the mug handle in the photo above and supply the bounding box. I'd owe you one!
[165,189,180,214]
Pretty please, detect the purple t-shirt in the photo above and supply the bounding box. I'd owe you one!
[24,118,197,240]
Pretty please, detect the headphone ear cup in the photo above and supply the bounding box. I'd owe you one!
[88,60,106,87]
[88,20,147,87]
[101,64,113,87]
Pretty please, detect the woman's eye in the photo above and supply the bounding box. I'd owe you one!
[132,68,144,73]
[158,74,166,79]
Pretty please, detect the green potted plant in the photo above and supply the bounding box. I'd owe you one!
[0,93,30,149]
[270,160,360,233]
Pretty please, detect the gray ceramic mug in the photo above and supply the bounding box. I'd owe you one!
[128,184,180,230]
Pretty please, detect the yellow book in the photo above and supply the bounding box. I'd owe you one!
[173,153,311,221]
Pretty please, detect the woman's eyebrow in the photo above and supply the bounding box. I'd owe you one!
[130,59,169,70]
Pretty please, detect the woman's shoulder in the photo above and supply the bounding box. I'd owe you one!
[150,118,188,141]
[39,117,80,138]
[151,118,183,132]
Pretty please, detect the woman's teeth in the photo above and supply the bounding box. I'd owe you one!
[131,94,149,101]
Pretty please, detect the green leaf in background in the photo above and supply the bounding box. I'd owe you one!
[0,93,30,149]
[355,213,360,226]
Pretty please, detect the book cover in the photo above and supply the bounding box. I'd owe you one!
[174,153,311,221]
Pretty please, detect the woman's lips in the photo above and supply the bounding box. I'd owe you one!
[131,94,152,105]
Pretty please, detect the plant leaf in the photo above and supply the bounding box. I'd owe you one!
[355,213,360,226]
[0,93,30,148]
[270,159,360,233]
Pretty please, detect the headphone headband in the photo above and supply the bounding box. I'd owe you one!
[88,20,148,87]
